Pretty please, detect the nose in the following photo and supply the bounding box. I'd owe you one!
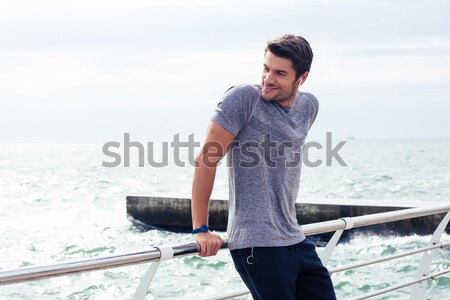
[263,71,275,85]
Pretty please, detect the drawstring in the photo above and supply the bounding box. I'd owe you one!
[247,247,254,265]
[246,243,301,267]
[246,244,299,265]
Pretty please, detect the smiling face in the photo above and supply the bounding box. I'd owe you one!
[261,50,307,107]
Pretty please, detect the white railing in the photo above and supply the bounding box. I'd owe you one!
[0,205,449,299]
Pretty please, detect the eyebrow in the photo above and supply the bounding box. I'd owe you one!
[263,64,288,75]
[263,64,289,75]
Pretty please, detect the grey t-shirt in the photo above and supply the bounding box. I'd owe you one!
[211,84,319,251]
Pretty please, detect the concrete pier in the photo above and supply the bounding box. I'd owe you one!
[126,196,450,236]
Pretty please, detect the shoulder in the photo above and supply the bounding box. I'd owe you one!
[299,91,319,110]
[299,91,318,106]
[298,91,319,125]
[224,84,261,99]
[212,84,260,136]
[219,84,261,111]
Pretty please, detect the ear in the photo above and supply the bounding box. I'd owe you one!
[299,71,309,85]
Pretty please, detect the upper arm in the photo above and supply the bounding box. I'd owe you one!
[196,121,235,167]
[211,84,258,136]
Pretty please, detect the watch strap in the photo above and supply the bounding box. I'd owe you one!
[192,224,209,234]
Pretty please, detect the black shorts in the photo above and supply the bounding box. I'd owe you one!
[230,238,337,300]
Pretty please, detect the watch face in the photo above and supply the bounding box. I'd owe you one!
[201,225,208,232]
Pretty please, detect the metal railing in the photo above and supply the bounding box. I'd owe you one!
[1,204,449,299]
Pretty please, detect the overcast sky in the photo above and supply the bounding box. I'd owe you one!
[0,0,449,143]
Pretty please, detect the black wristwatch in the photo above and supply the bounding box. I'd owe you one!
[192,224,209,234]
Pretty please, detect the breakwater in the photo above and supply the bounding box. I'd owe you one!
[126,196,449,236]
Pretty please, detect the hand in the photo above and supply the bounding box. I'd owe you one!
[193,231,224,257]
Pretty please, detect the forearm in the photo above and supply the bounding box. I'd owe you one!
[191,160,217,228]
[191,121,234,231]
[190,121,233,257]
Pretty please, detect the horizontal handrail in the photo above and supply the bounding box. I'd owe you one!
[348,268,450,300]
[213,269,450,300]
[301,204,450,236]
[330,241,450,274]
[0,204,449,286]
[0,243,223,285]
[207,241,450,300]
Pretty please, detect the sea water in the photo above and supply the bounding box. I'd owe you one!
[0,140,449,299]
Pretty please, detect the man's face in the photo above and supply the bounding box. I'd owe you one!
[261,50,302,107]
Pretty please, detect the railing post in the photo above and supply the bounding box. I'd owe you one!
[132,246,174,300]
[409,212,450,300]
[320,217,354,266]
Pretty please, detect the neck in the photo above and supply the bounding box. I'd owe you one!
[276,95,296,108]
[278,84,300,108]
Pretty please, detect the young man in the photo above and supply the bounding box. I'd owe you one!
[191,34,336,300]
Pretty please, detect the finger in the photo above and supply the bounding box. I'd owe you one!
[198,242,206,257]
[205,242,213,256]
[218,236,224,248]
[210,235,220,255]
[213,243,219,256]
[209,240,218,256]
[213,239,222,255]
[213,239,220,255]
[216,236,224,250]
[203,243,209,257]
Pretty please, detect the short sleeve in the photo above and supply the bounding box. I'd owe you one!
[304,92,319,129]
[210,84,259,137]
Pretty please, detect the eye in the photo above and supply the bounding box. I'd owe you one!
[263,65,269,72]
[277,71,287,76]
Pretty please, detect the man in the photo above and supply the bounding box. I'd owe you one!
[191,34,336,300]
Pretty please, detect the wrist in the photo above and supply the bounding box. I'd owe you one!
[192,224,209,235]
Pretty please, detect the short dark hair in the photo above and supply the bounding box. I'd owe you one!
[265,34,313,80]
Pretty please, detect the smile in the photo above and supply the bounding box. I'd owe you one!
[263,85,279,92]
